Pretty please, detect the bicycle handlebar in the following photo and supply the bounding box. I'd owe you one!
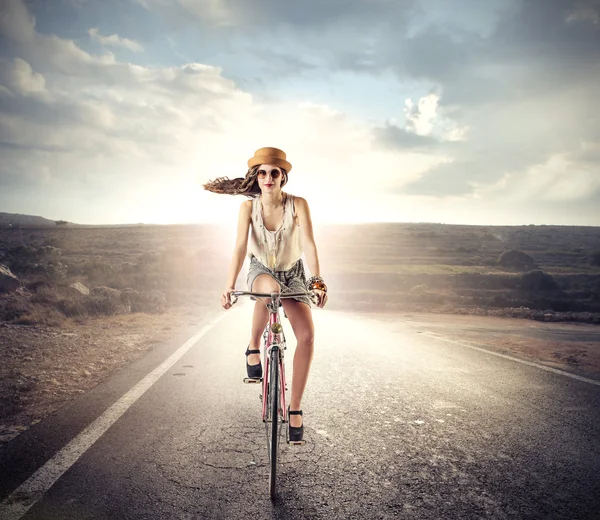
[230,290,318,305]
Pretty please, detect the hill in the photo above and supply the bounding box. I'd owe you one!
[0,212,160,228]
[0,212,70,228]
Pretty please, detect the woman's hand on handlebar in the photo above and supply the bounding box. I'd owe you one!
[313,288,327,308]
[221,287,235,310]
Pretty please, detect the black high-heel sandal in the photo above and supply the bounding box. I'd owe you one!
[245,346,262,379]
[288,407,304,442]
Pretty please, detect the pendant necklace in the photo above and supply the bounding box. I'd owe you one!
[260,194,286,270]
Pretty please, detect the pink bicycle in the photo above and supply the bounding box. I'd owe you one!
[231,289,316,499]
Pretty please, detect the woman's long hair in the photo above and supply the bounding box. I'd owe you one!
[203,165,288,198]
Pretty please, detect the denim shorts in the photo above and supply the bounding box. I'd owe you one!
[247,255,311,307]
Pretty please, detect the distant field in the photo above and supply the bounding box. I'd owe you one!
[315,223,600,320]
[315,223,600,275]
[332,263,527,275]
[1,222,600,323]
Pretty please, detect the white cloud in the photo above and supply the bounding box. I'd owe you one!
[0,57,46,95]
[118,0,600,211]
[404,93,438,136]
[446,124,469,142]
[520,155,600,202]
[0,0,36,43]
[472,154,600,205]
[0,1,437,224]
[2,0,600,225]
[88,28,144,53]
[402,93,468,143]
[0,2,112,79]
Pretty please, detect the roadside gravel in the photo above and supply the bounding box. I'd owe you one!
[0,301,221,445]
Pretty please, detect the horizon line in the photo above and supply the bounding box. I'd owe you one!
[2,221,600,229]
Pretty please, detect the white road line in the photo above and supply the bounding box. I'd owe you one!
[422,332,600,387]
[0,311,228,520]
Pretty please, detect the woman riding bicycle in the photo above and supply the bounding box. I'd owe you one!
[203,147,327,442]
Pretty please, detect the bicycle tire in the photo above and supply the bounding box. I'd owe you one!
[268,346,280,499]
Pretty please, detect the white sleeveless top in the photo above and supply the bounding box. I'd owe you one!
[248,193,303,271]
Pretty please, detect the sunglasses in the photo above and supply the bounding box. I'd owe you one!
[257,169,282,179]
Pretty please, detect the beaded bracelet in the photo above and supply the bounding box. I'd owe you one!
[310,280,327,292]
[307,276,327,293]
[307,275,323,286]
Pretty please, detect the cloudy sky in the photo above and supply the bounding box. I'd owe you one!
[1,0,599,226]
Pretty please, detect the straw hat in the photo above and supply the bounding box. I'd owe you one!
[247,147,292,172]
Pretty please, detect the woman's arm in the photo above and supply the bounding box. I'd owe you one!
[296,196,327,308]
[222,200,251,308]
[295,196,320,277]
[226,199,252,287]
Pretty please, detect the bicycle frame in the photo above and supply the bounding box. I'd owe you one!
[231,288,316,498]
[232,289,315,427]
[261,301,288,425]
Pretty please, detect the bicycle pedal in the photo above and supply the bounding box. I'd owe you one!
[288,440,306,446]
[243,377,262,384]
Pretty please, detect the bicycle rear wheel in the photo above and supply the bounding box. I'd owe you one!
[267,346,280,499]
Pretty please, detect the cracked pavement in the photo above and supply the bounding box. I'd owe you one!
[1,307,600,519]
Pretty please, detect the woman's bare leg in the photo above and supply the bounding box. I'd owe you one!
[280,299,315,428]
[247,274,281,366]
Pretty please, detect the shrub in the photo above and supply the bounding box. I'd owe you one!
[56,298,87,318]
[87,286,125,315]
[123,289,167,313]
[588,250,600,267]
[24,284,88,318]
[30,285,60,305]
[499,249,536,270]
[4,245,63,279]
[14,306,66,327]
[519,270,558,292]
[1,295,32,322]
[43,262,68,283]
[82,257,117,283]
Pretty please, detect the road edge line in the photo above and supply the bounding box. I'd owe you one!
[0,311,228,520]
[421,331,600,387]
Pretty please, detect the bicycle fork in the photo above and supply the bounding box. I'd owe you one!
[262,309,287,422]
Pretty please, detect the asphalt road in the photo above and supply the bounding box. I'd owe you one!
[1,306,600,520]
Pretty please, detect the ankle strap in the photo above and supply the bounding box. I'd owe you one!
[288,409,303,415]
[245,349,260,355]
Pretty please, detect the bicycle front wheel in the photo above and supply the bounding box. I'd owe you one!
[268,347,280,499]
